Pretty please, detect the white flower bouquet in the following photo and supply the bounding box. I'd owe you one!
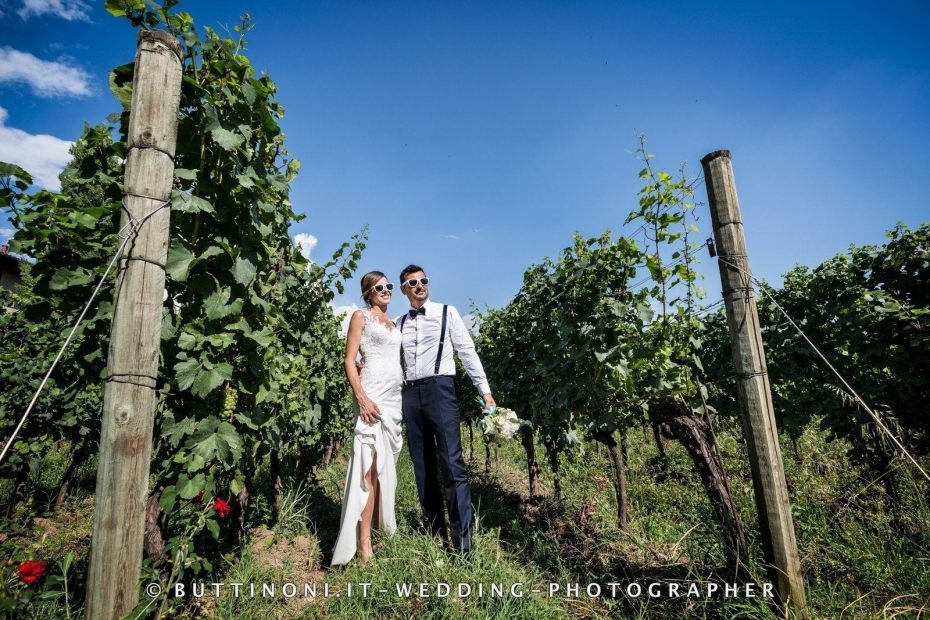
[478,406,522,445]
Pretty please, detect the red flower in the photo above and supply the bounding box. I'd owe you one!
[192,491,204,503]
[213,497,232,518]
[17,560,46,585]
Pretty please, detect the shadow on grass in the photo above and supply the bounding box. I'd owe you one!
[468,468,770,619]
[304,480,345,567]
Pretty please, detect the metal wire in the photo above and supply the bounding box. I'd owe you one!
[0,198,171,465]
[716,256,930,484]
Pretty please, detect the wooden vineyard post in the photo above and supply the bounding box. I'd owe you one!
[86,31,182,619]
[701,150,808,615]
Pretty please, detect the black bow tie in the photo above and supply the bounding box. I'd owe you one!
[408,307,426,319]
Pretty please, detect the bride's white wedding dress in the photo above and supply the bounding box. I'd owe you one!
[331,309,404,566]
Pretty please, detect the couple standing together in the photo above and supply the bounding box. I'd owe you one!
[330,265,496,566]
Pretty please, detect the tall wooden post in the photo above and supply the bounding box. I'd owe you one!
[701,150,808,615]
[86,31,182,619]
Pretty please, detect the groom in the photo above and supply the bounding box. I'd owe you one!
[395,264,495,553]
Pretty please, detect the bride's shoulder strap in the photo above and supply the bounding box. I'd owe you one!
[350,308,370,322]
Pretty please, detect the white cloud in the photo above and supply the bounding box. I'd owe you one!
[18,0,91,21]
[332,303,360,337]
[294,232,318,259]
[444,234,459,239]
[0,47,92,97]
[461,313,480,336]
[0,107,73,191]
[0,227,14,242]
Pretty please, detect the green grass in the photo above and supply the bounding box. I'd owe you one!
[3,418,929,618]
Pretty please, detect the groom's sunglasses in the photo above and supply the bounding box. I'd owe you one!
[367,283,394,294]
[403,277,429,288]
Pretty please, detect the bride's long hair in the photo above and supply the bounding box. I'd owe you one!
[360,270,387,307]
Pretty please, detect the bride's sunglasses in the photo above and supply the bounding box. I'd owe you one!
[403,277,429,288]
[367,283,394,294]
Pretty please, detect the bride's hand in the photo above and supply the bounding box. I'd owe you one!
[358,395,382,424]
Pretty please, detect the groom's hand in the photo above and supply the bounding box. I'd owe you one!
[482,393,496,411]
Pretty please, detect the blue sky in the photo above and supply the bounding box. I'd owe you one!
[1,1,929,320]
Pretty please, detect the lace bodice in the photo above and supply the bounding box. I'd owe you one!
[359,309,403,390]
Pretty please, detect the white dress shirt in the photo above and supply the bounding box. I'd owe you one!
[394,299,491,395]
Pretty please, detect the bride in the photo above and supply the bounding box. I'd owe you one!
[331,271,404,566]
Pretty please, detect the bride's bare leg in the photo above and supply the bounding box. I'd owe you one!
[372,480,382,530]
[359,451,379,560]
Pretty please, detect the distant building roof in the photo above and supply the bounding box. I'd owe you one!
[1,243,23,290]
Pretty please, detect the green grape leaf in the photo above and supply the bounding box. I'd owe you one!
[211,127,245,151]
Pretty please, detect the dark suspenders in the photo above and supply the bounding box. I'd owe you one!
[400,305,448,383]
[435,304,448,374]
[399,315,407,380]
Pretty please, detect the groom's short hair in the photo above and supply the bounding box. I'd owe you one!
[400,264,425,283]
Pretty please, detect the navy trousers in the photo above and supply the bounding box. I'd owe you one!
[402,375,472,551]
